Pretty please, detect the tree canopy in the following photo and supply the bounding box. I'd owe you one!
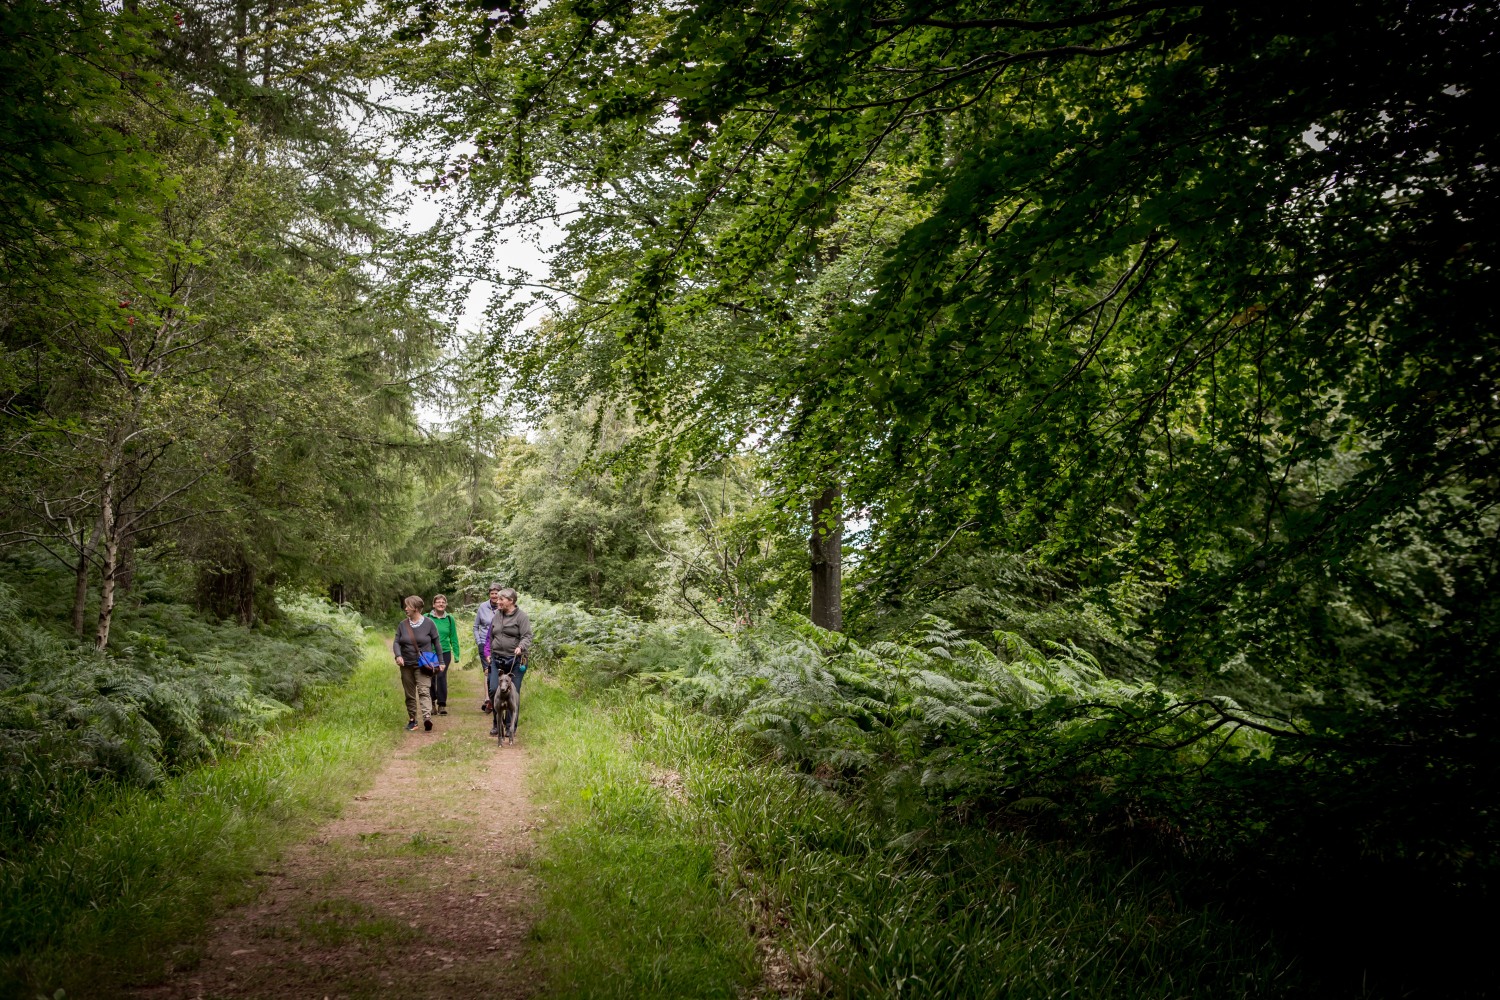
[383,0,1497,705]
[1,0,453,641]
[4,3,1498,993]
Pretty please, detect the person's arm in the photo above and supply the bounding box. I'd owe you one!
[473,606,488,649]
[515,609,533,659]
[393,626,405,666]
[448,617,462,658]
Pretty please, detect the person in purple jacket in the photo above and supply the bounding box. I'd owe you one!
[474,584,503,713]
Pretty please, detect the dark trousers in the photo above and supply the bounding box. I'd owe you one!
[486,654,524,697]
[432,651,451,706]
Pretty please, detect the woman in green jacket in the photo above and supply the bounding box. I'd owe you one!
[426,594,462,715]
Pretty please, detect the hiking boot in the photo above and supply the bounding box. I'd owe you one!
[489,724,500,736]
[423,717,433,731]
[406,720,418,731]
[438,705,448,716]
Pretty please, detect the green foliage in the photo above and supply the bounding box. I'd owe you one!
[532,606,1299,998]
[848,547,1152,676]
[0,583,362,849]
[496,408,669,615]
[0,0,184,286]
[383,0,1500,711]
[529,598,1200,790]
[528,598,1497,996]
[656,456,811,629]
[0,634,402,997]
[454,407,806,621]
[376,14,1500,988]
[6,2,1491,992]
[1,0,456,632]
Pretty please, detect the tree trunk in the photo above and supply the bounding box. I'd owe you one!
[234,0,249,75]
[198,554,256,625]
[261,0,276,85]
[94,479,120,651]
[72,517,102,636]
[584,531,602,605]
[238,563,255,625]
[200,435,259,626]
[115,513,137,597]
[72,551,91,637]
[810,484,843,632]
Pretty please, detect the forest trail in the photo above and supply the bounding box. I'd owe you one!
[136,662,540,1000]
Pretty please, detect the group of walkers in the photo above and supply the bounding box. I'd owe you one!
[392,585,533,736]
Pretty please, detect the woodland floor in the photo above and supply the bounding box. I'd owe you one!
[135,663,540,1000]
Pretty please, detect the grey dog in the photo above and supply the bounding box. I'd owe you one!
[492,672,519,745]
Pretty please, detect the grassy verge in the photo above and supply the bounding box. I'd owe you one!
[525,675,761,999]
[529,660,1297,1000]
[0,632,403,996]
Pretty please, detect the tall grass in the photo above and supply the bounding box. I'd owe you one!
[631,699,1293,999]
[0,633,403,997]
[526,600,1301,998]
[525,676,761,998]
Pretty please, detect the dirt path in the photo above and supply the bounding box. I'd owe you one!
[137,663,540,1000]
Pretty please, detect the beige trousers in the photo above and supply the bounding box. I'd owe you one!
[400,665,434,721]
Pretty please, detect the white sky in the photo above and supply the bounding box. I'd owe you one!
[396,179,566,339]
[354,82,567,369]
[385,160,570,430]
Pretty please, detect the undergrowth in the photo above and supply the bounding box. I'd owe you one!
[0,583,364,849]
[524,599,1304,998]
[0,632,402,996]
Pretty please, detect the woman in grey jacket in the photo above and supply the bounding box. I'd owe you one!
[483,588,532,736]
[393,595,443,732]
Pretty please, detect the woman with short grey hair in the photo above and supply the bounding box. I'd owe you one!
[483,588,532,736]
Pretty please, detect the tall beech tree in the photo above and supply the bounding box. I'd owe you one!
[378,0,1496,695]
[368,9,1500,932]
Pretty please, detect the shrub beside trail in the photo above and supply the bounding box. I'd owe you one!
[0,584,363,849]
[526,600,1298,998]
[0,611,396,997]
[526,598,1494,998]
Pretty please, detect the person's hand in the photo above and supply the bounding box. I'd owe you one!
[395,656,405,666]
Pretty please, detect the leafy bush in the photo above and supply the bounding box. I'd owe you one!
[529,599,1261,791]
[528,598,1497,997]
[0,585,362,850]
[529,601,1301,997]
